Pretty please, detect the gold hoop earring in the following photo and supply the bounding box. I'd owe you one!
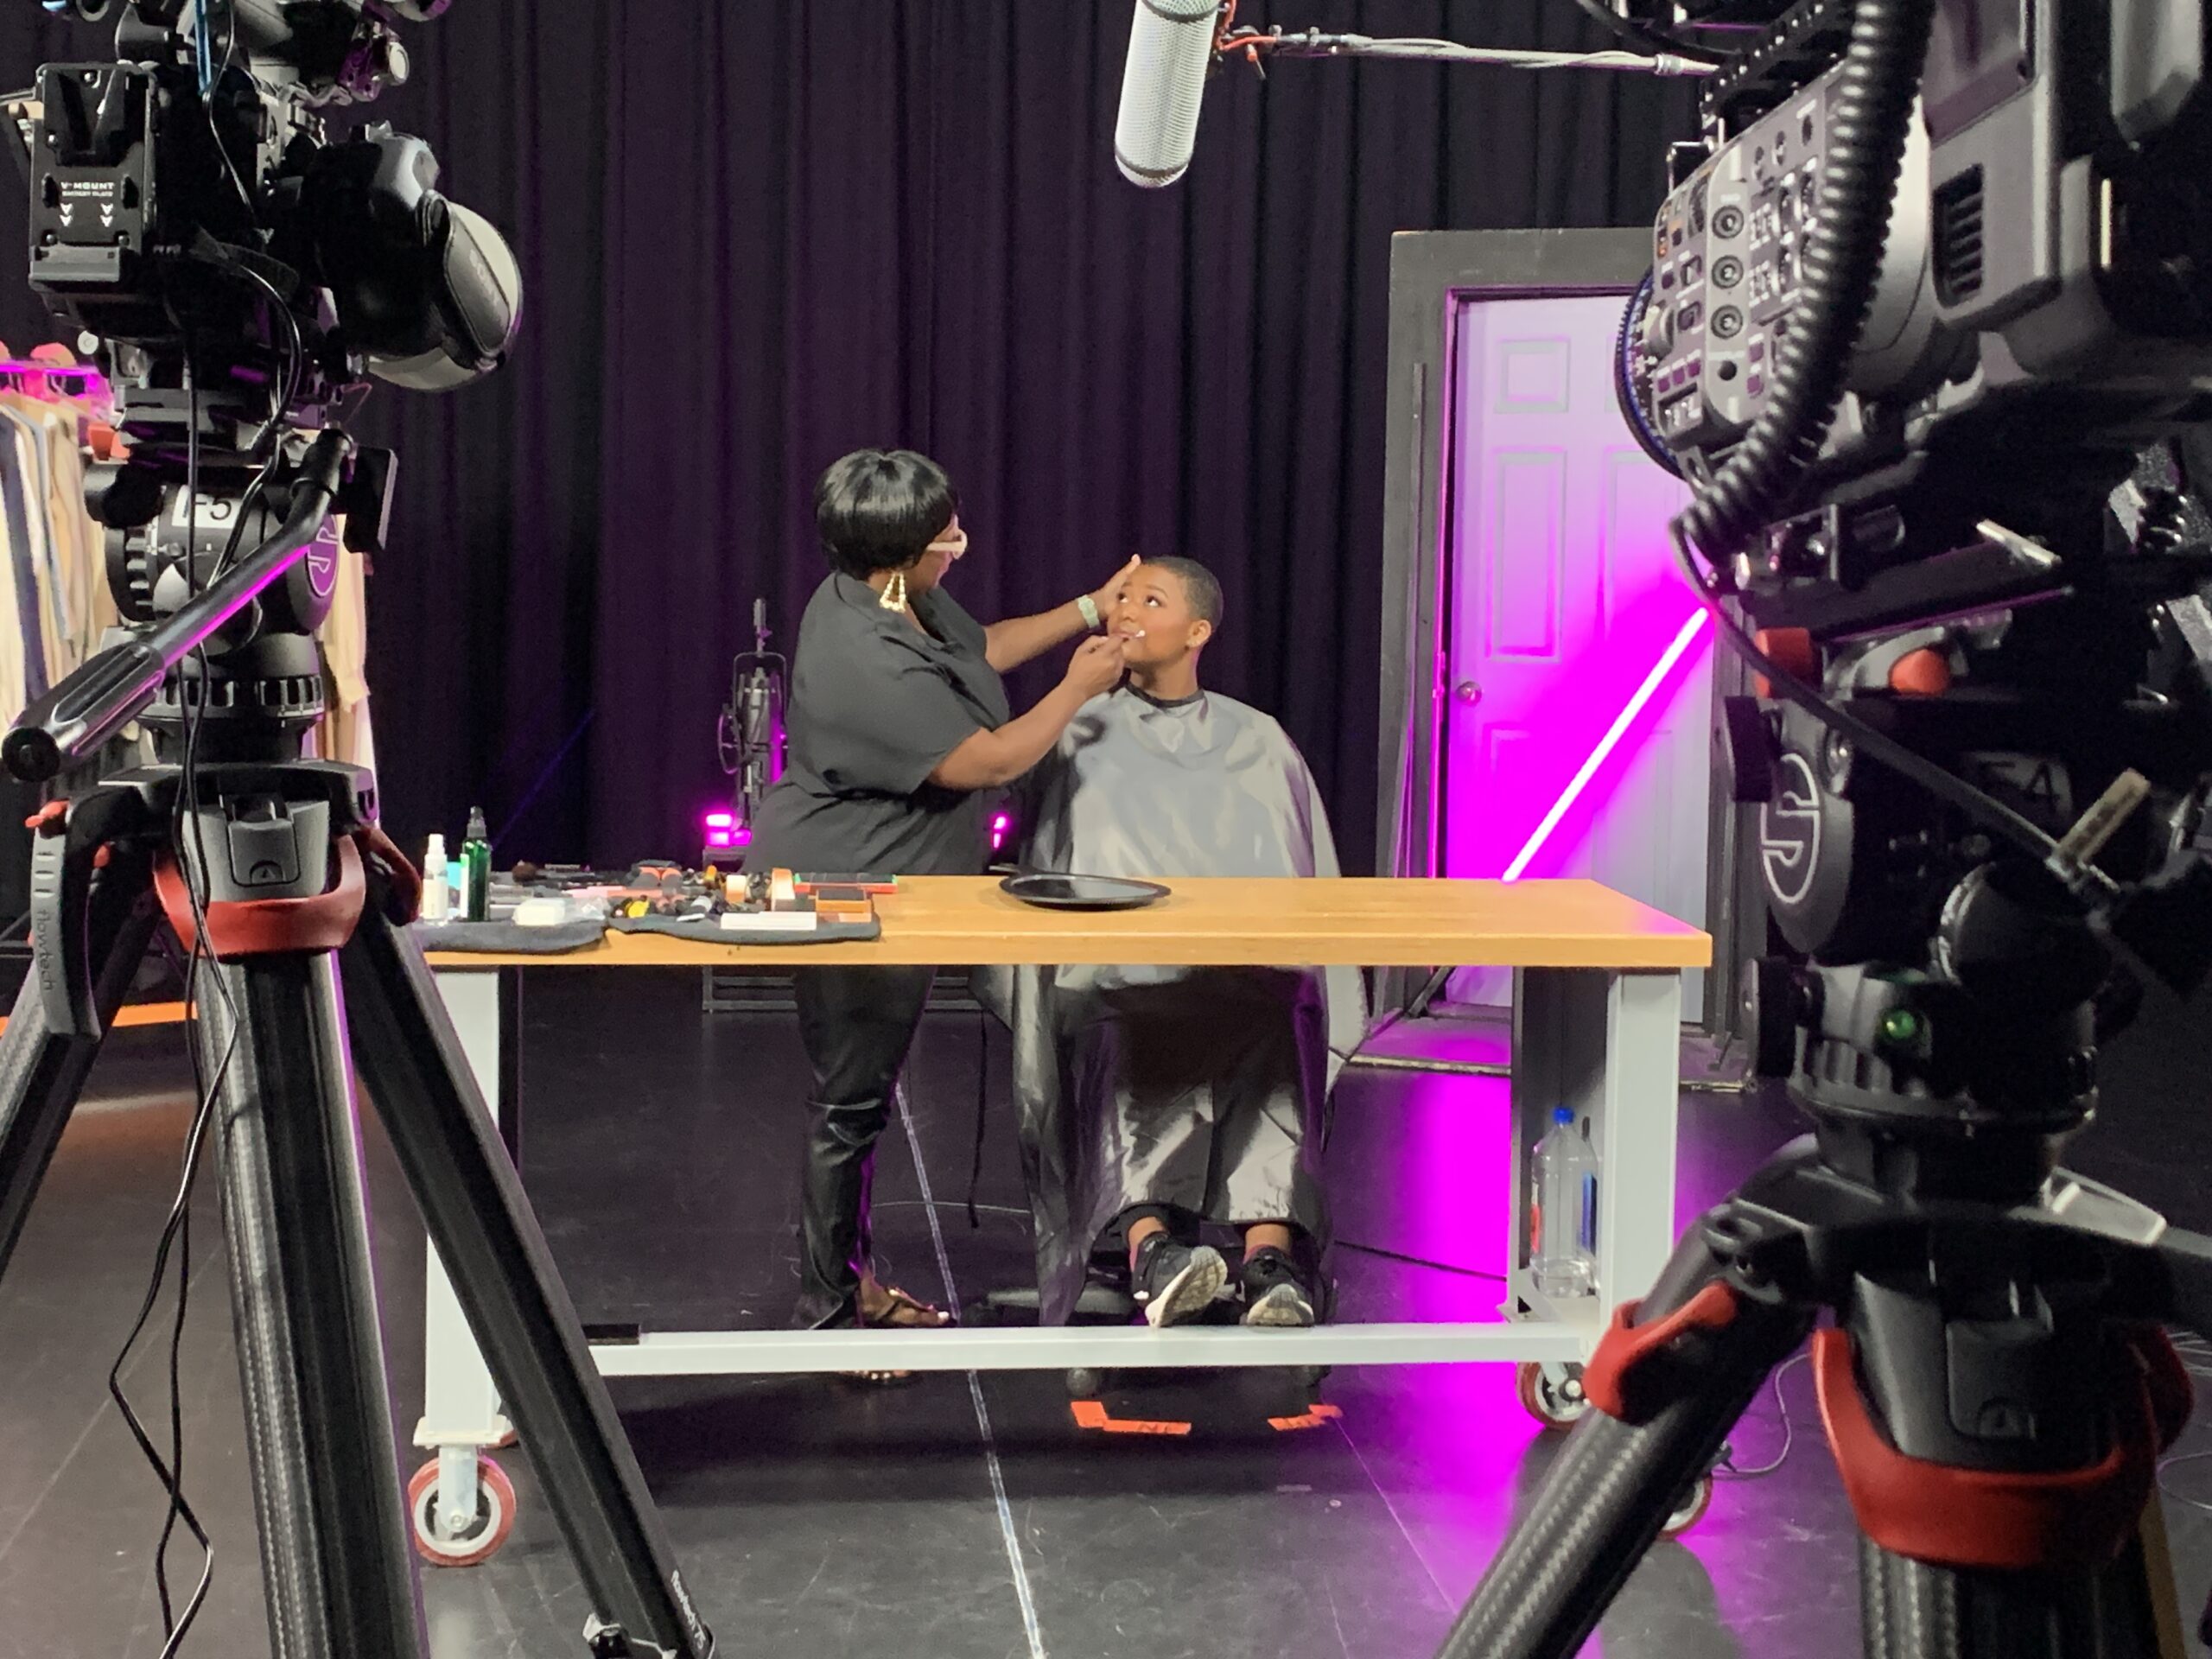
[880,570,908,612]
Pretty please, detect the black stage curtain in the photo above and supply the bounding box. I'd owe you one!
[0,3,1694,870]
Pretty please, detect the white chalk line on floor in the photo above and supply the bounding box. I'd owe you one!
[894,1080,1048,1659]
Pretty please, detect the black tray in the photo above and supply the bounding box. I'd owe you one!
[999,874,1170,911]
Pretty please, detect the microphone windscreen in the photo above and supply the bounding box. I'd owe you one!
[1114,0,1222,188]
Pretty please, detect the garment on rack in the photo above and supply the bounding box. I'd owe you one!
[34,399,104,662]
[0,377,112,726]
[310,519,376,772]
[982,686,1365,1325]
[0,417,30,720]
[0,409,50,705]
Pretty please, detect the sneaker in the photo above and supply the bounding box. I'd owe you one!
[1240,1247,1317,1327]
[1132,1235,1227,1328]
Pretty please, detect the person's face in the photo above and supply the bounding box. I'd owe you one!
[904,514,967,594]
[1112,565,1211,668]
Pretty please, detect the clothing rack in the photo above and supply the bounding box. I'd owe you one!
[0,351,374,934]
[0,352,116,939]
[0,350,119,730]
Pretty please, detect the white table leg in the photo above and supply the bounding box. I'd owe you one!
[1508,968,1681,1369]
[415,969,511,1505]
[1593,970,1682,1316]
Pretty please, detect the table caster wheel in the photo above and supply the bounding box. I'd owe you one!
[408,1453,517,1567]
[1661,1473,1713,1538]
[1065,1367,1105,1399]
[1515,1361,1588,1431]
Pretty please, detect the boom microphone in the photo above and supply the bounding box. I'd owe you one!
[1114,0,1224,188]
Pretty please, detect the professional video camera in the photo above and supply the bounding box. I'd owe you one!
[1618,0,2212,1095]
[5,0,518,777]
[0,10,713,1659]
[1444,3,2212,1656]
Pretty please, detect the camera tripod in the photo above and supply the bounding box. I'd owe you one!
[0,436,715,1657]
[1442,703,2212,1657]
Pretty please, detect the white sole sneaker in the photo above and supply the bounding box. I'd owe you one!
[1142,1246,1228,1327]
[1242,1281,1316,1327]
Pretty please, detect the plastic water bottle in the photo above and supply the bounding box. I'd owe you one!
[1531,1107,1597,1298]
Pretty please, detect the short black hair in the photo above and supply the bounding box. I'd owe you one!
[1144,556,1224,631]
[814,449,959,578]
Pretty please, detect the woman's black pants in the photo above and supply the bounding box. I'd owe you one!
[791,964,937,1328]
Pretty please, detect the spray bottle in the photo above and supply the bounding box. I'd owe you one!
[420,834,449,923]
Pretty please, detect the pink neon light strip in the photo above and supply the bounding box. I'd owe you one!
[1500,609,1713,882]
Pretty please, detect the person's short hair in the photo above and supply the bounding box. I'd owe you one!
[1145,556,1224,631]
[815,449,959,578]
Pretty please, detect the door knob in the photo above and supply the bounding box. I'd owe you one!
[1454,681,1483,705]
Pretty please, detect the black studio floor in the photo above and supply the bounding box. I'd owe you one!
[5,970,2212,1659]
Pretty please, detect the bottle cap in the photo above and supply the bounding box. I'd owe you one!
[1552,1106,1574,1126]
[424,833,446,859]
[466,806,489,841]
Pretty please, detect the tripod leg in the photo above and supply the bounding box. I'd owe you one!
[1859,1522,2182,1659]
[1437,1233,1812,1659]
[340,906,715,1659]
[0,876,157,1276]
[200,950,429,1658]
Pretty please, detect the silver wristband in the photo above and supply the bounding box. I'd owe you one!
[1075,593,1102,632]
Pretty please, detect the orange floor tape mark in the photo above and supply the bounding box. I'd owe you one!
[1268,1403,1344,1433]
[0,1001,190,1035]
[1070,1401,1192,1436]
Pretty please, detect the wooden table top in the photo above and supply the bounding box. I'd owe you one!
[424,876,1709,971]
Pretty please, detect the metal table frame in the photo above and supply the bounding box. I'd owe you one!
[411,958,1683,1524]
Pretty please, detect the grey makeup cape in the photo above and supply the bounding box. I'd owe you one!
[981,687,1365,1325]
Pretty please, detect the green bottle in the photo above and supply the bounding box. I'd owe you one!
[462,806,492,922]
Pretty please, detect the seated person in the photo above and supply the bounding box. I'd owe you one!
[994,559,1363,1329]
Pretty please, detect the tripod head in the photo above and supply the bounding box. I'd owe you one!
[1618,0,2212,1194]
[3,0,519,784]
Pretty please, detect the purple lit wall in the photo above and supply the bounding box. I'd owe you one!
[1440,293,1711,1007]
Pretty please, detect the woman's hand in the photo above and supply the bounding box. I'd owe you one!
[985,556,1138,674]
[1061,634,1127,700]
[1090,555,1141,622]
[932,637,1129,791]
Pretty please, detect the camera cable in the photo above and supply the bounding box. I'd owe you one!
[101,354,239,1659]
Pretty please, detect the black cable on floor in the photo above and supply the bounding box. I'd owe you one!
[1333,1238,1509,1284]
[1713,1349,1811,1480]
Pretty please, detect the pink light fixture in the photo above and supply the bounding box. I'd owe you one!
[702,808,748,853]
[1500,609,1712,882]
[990,810,1013,854]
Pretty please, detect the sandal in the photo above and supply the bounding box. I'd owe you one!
[842,1278,953,1384]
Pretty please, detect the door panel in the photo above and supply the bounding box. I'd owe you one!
[1441,293,1709,1013]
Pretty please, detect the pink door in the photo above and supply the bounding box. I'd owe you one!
[1441,293,1710,1011]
